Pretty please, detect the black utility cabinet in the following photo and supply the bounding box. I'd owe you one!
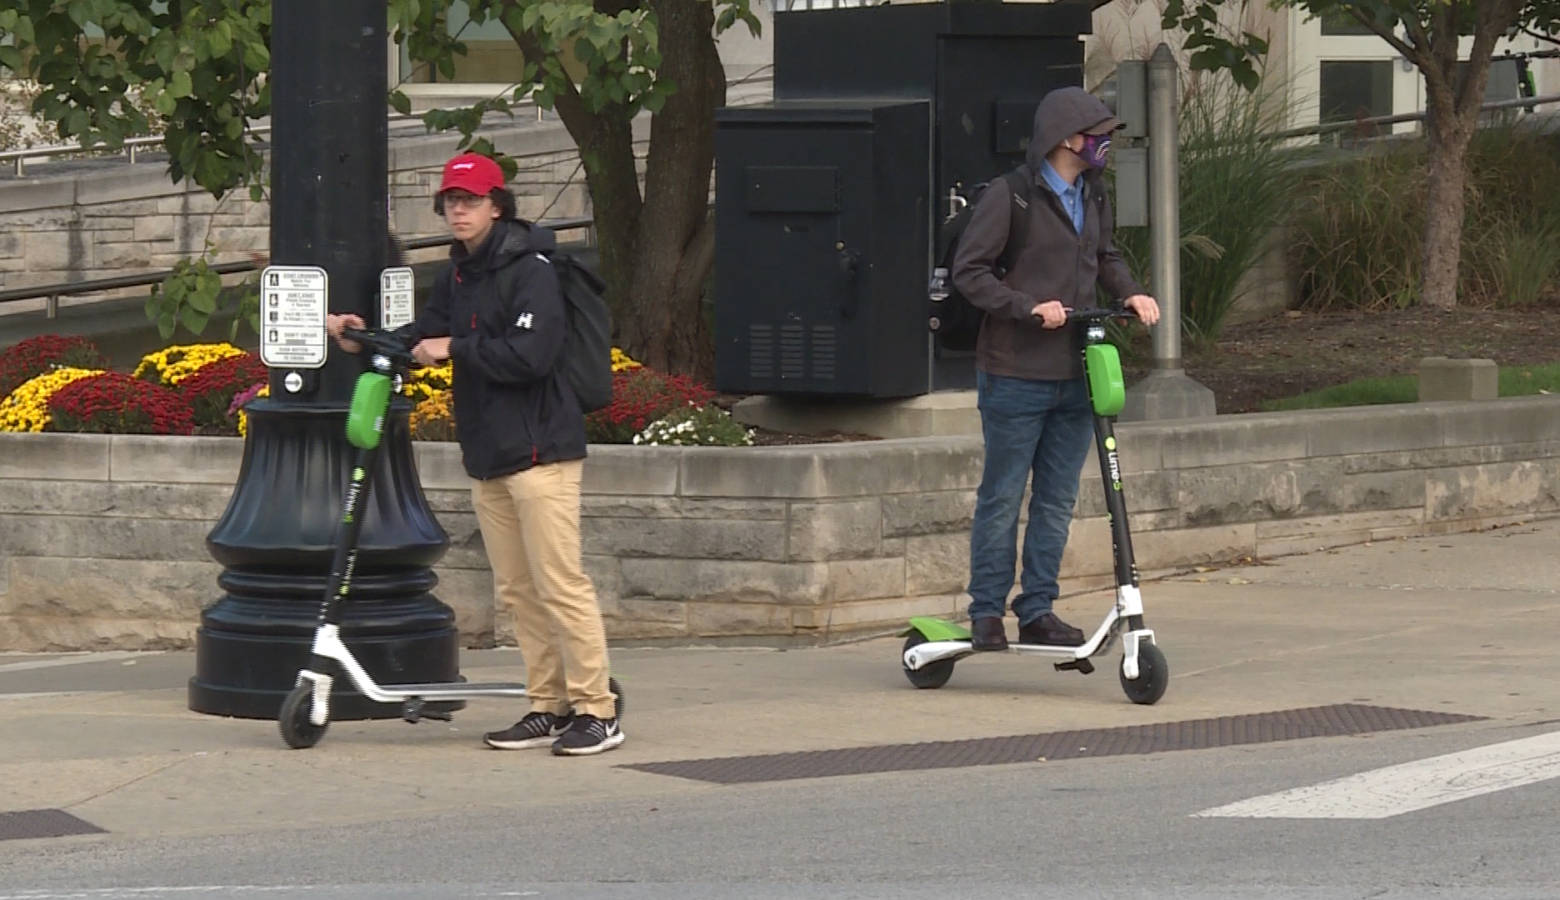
[714,2,1091,396]
[714,100,929,397]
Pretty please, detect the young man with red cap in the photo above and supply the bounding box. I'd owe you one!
[952,86,1160,653]
[328,152,622,756]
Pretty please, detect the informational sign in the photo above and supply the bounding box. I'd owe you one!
[259,266,329,369]
[380,267,415,331]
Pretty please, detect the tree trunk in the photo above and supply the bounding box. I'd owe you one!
[1418,92,1472,311]
[622,0,726,377]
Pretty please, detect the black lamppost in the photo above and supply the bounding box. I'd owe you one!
[189,0,459,719]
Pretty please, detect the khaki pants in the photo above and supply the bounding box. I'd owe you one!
[471,459,616,719]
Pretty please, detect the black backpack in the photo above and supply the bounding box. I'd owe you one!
[928,167,1032,352]
[547,252,614,413]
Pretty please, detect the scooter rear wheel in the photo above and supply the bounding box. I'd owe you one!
[1119,641,1169,705]
[901,633,955,689]
[279,682,329,749]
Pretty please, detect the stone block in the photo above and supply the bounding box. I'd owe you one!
[1425,460,1560,521]
[585,517,787,561]
[23,232,89,271]
[787,499,883,560]
[0,515,213,562]
[1076,469,1176,518]
[1305,405,1446,457]
[790,594,963,632]
[686,601,793,636]
[0,434,110,480]
[96,242,153,269]
[0,480,234,520]
[678,438,980,499]
[410,441,471,491]
[904,532,968,595]
[1439,398,1560,449]
[427,566,496,645]
[1254,508,1421,541]
[1058,516,1115,579]
[1154,414,1310,469]
[585,497,787,521]
[1133,522,1257,572]
[881,491,975,539]
[1,557,217,620]
[132,217,177,242]
[1119,369,1217,422]
[732,391,982,439]
[619,558,829,605]
[0,615,198,653]
[826,557,906,602]
[1419,357,1497,402]
[109,435,241,484]
[579,446,680,496]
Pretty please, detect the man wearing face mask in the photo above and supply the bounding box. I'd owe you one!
[951,86,1161,653]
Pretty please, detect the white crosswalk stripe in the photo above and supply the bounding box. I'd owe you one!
[1194,730,1560,819]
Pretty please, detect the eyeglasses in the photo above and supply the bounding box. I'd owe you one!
[443,193,490,211]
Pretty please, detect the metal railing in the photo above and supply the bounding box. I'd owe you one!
[1274,92,1560,142]
[0,215,594,320]
[0,105,546,177]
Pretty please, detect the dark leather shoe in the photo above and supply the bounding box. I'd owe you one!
[1017,612,1085,646]
[970,616,1009,652]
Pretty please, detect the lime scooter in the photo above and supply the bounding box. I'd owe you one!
[899,308,1169,704]
[278,327,621,749]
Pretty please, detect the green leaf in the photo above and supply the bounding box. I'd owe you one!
[154,90,176,116]
[0,46,20,71]
[157,312,177,340]
[169,69,192,98]
[389,89,412,115]
[179,304,209,336]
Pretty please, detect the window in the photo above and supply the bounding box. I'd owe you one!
[397,2,528,85]
[1318,60,1394,124]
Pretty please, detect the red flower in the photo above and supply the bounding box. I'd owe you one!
[584,367,715,444]
[179,352,269,433]
[46,372,195,436]
[0,334,109,399]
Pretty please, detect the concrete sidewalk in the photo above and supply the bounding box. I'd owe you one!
[1,518,1557,841]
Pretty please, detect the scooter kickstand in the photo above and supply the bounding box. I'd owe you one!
[401,697,452,724]
[1053,658,1095,675]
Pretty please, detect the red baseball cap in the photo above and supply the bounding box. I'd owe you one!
[439,152,505,195]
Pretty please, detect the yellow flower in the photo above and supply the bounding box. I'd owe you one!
[408,389,457,441]
[0,367,107,432]
[134,343,248,387]
[611,347,642,373]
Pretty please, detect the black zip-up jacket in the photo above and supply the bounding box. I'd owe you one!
[397,219,587,479]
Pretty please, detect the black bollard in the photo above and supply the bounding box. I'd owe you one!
[188,0,460,719]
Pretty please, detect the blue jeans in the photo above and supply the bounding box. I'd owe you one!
[967,371,1095,626]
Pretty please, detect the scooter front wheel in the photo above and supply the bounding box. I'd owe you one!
[279,682,329,749]
[901,633,955,689]
[1120,642,1169,705]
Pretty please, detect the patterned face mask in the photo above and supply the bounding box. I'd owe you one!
[1075,132,1112,169]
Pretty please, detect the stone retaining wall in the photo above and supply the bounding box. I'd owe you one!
[2,396,1559,651]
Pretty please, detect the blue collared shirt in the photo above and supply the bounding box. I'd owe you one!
[1039,160,1084,234]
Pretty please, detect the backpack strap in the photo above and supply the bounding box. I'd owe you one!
[994,166,1032,274]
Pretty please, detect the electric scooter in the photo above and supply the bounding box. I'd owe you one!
[278,327,621,749]
[899,307,1169,705]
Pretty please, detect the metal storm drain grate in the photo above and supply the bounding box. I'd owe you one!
[0,809,107,841]
[623,704,1486,785]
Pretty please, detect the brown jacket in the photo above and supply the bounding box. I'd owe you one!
[950,89,1144,381]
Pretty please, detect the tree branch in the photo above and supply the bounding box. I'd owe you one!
[1348,5,1421,64]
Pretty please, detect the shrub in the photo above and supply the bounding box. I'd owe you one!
[47,372,195,435]
[0,367,108,432]
[1115,71,1307,343]
[585,367,715,444]
[179,352,269,433]
[0,335,110,399]
[404,361,453,404]
[1290,127,1560,310]
[634,404,755,446]
[133,342,248,387]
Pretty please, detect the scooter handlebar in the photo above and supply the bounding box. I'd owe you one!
[340,327,419,371]
[1066,306,1139,324]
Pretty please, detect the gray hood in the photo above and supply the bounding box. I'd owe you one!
[1026,86,1123,172]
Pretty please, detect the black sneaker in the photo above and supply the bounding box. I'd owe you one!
[551,714,625,756]
[484,711,572,750]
